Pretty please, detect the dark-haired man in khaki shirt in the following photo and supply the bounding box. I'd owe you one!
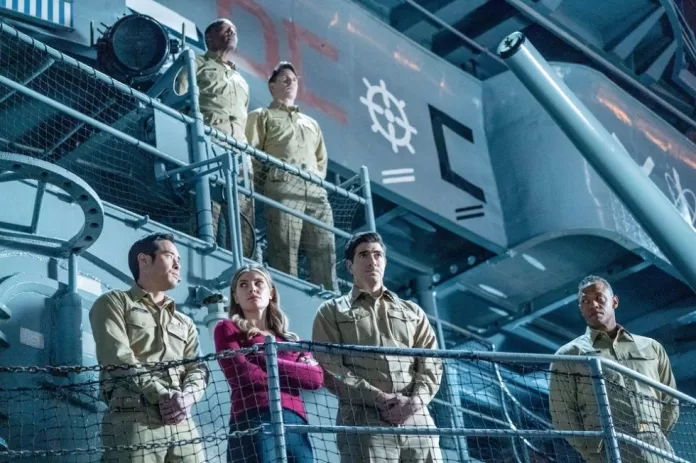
[176,18,254,256]
[246,61,335,290]
[313,232,442,463]
[90,233,208,462]
[550,276,678,463]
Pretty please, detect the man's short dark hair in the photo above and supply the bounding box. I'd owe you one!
[578,275,612,298]
[204,18,231,47]
[344,232,386,262]
[128,233,175,282]
[268,61,297,84]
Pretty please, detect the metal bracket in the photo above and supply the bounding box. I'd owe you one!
[0,152,104,257]
[126,214,150,229]
[200,242,218,256]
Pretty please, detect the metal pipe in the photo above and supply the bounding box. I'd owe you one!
[503,0,696,132]
[589,359,622,463]
[339,173,360,189]
[282,424,603,439]
[0,57,54,106]
[399,0,506,66]
[430,397,511,428]
[155,153,221,179]
[280,341,597,362]
[427,315,495,348]
[239,186,353,240]
[0,22,193,125]
[263,336,289,463]
[0,136,45,155]
[0,74,186,168]
[30,181,46,234]
[208,130,365,204]
[498,32,696,293]
[224,153,244,269]
[280,341,695,402]
[183,48,214,244]
[614,432,688,463]
[68,253,78,293]
[602,357,696,406]
[360,165,376,232]
[415,276,470,463]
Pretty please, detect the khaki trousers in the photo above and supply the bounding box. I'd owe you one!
[335,403,442,463]
[582,429,675,463]
[101,405,205,463]
[263,168,336,290]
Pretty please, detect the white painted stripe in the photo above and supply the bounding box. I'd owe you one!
[52,0,59,23]
[40,0,48,20]
[20,327,45,349]
[77,275,103,295]
[381,168,414,176]
[383,176,416,184]
[17,0,25,14]
[29,0,35,16]
[63,0,70,27]
[642,156,655,176]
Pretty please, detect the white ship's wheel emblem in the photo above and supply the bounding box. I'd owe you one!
[360,78,418,154]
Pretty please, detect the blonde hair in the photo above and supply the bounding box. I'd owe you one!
[228,264,299,341]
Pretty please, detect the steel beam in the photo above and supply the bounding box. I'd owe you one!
[611,7,665,60]
[498,260,652,332]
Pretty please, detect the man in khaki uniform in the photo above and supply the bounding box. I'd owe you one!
[245,61,335,290]
[312,232,443,463]
[90,233,209,462]
[549,275,679,463]
[176,19,254,256]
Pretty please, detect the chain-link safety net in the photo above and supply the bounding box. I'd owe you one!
[210,138,364,293]
[1,340,694,462]
[300,342,696,463]
[0,20,366,291]
[0,20,200,233]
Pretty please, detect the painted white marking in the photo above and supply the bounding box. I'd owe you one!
[52,0,59,23]
[20,327,44,349]
[381,168,414,176]
[17,0,25,15]
[63,0,70,26]
[478,283,507,299]
[29,0,35,16]
[642,156,655,176]
[383,176,416,184]
[77,275,103,295]
[488,306,509,317]
[40,0,48,20]
[522,253,546,271]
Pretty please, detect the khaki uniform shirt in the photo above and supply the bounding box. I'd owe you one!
[89,286,209,409]
[245,101,328,178]
[312,286,442,407]
[549,326,678,460]
[175,51,250,143]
